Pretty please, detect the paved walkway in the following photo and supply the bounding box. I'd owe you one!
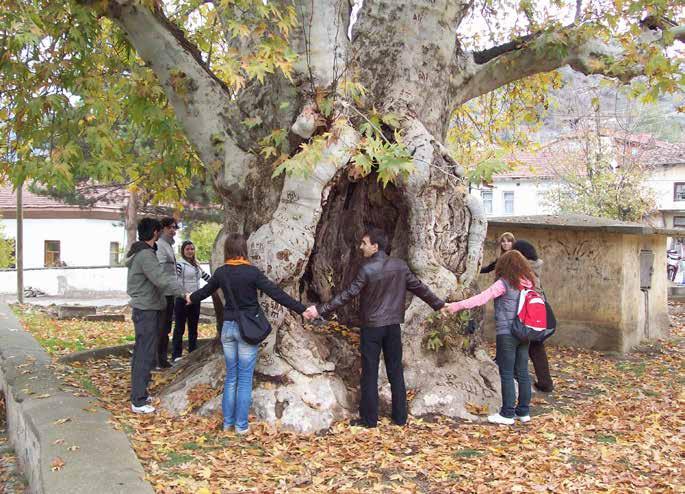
[0,302,154,493]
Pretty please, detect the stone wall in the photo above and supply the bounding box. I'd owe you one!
[479,225,669,352]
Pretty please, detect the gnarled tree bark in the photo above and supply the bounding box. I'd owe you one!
[83,0,684,432]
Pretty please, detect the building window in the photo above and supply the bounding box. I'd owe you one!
[110,242,120,265]
[481,190,493,215]
[675,183,685,202]
[674,217,685,229]
[503,191,515,215]
[44,240,61,267]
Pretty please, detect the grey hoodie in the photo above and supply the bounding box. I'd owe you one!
[126,241,185,310]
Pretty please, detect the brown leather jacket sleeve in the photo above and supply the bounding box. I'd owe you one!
[317,267,368,317]
[405,267,444,310]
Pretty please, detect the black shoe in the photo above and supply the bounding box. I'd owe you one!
[349,418,376,428]
[158,360,172,369]
[533,382,553,393]
[392,420,407,427]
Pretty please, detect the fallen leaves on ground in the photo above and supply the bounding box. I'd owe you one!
[13,307,216,357]
[14,302,685,493]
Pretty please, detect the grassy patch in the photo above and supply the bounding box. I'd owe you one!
[162,452,195,468]
[615,362,646,377]
[597,434,617,444]
[454,449,484,458]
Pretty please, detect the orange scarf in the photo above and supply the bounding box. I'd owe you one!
[225,257,251,266]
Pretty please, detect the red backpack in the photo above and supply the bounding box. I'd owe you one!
[511,288,556,342]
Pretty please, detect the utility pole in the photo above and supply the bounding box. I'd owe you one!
[16,182,23,304]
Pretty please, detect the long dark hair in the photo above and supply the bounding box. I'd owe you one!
[180,240,197,266]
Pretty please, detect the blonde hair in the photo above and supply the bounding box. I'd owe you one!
[498,232,516,256]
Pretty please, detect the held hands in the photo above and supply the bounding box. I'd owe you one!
[302,305,319,321]
[440,302,460,316]
[185,293,192,305]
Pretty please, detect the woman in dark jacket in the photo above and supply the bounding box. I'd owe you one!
[512,239,553,393]
[480,232,515,274]
[188,234,306,434]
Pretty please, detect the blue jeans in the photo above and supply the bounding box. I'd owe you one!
[495,334,531,418]
[221,320,259,431]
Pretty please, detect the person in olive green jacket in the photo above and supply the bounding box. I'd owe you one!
[126,217,187,414]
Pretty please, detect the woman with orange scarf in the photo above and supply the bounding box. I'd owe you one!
[188,234,306,434]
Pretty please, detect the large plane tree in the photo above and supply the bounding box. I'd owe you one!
[2,0,683,432]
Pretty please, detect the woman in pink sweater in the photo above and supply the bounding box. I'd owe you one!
[444,250,536,425]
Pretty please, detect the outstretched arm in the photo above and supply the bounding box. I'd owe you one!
[406,268,445,310]
[316,268,368,318]
[189,273,220,304]
[480,260,496,274]
[255,270,306,314]
[445,280,506,313]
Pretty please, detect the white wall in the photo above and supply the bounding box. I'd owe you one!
[0,264,211,296]
[471,178,557,217]
[0,218,127,269]
[644,163,685,223]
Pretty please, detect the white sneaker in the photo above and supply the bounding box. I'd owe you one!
[515,415,531,423]
[235,426,250,435]
[487,413,514,425]
[131,403,156,414]
[173,357,183,363]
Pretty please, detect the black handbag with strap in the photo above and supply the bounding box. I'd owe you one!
[223,271,272,345]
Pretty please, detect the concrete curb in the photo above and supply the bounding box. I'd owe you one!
[58,339,214,364]
[0,303,154,494]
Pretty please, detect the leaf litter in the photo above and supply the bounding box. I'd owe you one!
[13,302,685,493]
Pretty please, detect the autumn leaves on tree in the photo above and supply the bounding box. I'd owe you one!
[1,0,683,431]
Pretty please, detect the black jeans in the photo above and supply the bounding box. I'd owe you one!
[157,295,174,365]
[131,308,159,406]
[529,340,553,391]
[172,298,201,359]
[495,334,531,418]
[359,324,407,427]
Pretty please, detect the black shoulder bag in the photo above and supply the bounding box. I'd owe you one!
[224,272,272,345]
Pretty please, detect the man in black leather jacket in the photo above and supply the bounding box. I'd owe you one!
[304,227,444,428]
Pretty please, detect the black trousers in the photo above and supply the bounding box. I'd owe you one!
[131,308,159,406]
[157,295,174,365]
[171,298,201,359]
[359,324,407,426]
[529,340,554,391]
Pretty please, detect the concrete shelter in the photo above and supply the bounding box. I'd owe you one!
[479,214,677,352]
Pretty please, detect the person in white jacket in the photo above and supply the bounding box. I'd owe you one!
[171,240,210,361]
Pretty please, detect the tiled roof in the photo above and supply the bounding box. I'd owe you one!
[495,133,685,180]
[0,185,126,212]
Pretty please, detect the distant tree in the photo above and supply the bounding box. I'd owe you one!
[0,221,15,268]
[188,222,222,263]
[542,116,657,222]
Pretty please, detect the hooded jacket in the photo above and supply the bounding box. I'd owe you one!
[126,241,185,310]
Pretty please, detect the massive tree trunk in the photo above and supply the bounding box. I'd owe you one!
[85,0,682,432]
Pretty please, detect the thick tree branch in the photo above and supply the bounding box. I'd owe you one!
[452,23,685,108]
[80,0,256,201]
